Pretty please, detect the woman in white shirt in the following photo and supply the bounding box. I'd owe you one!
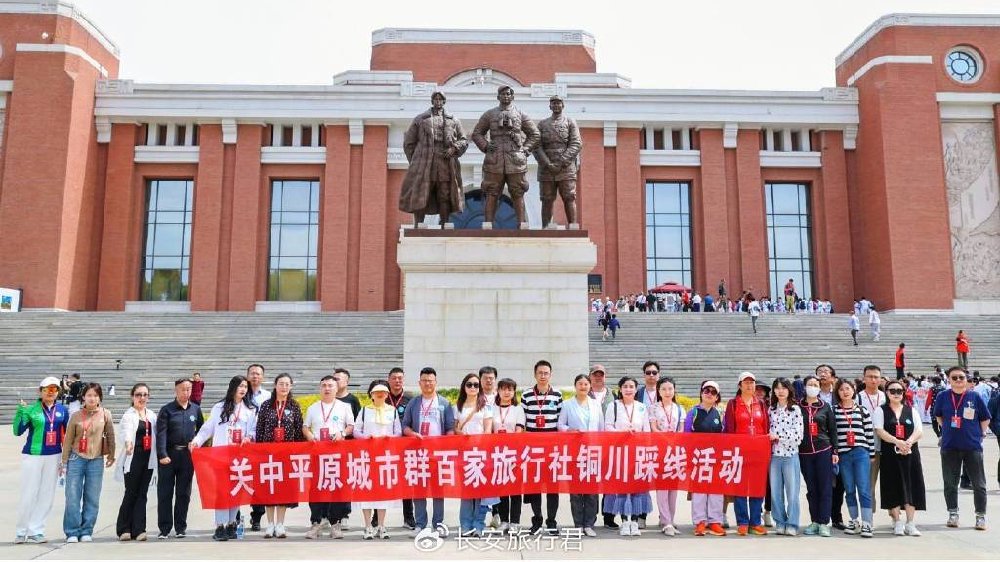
[493,378,526,534]
[189,375,258,542]
[114,383,158,541]
[603,376,652,536]
[649,376,685,536]
[454,373,494,537]
[557,374,604,537]
[768,378,804,536]
[354,380,402,540]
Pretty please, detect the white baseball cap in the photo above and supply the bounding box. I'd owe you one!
[39,376,61,388]
[738,371,757,383]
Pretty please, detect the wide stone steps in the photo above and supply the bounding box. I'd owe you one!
[2,310,997,420]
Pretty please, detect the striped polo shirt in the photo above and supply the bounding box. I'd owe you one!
[521,386,563,432]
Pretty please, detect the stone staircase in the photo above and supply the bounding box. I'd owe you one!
[1,310,997,421]
[588,311,1000,396]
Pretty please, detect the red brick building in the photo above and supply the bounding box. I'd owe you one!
[0,5,998,314]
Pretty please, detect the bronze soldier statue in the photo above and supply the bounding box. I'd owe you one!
[471,86,540,228]
[534,95,582,227]
[398,91,469,226]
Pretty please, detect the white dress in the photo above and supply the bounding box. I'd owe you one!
[353,404,401,510]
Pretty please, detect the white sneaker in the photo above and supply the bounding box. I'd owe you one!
[363,526,375,540]
[66,536,78,543]
[378,526,390,540]
[80,535,92,543]
[662,524,677,536]
[275,524,286,539]
[490,514,501,529]
[904,523,921,536]
[330,521,344,539]
[619,523,630,537]
[583,527,597,537]
[508,524,521,535]
[409,527,424,539]
[893,520,905,536]
[784,527,797,536]
[630,521,642,536]
[263,524,275,539]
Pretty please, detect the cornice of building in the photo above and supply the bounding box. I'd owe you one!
[836,13,1000,67]
[372,28,595,49]
[0,0,119,56]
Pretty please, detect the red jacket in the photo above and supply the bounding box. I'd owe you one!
[895,348,905,368]
[956,335,970,353]
[723,396,770,435]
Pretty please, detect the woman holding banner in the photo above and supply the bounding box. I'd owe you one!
[686,380,725,537]
[602,377,652,537]
[354,379,403,540]
[454,372,494,537]
[493,378,526,534]
[558,374,605,537]
[724,372,770,536]
[255,373,304,539]
[649,376,685,536]
[190,375,257,541]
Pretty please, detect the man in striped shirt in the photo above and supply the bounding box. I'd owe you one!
[521,360,563,535]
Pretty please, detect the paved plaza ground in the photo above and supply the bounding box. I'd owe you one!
[0,428,997,560]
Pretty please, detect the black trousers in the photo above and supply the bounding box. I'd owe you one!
[157,449,194,535]
[117,465,153,536]
[831,471,845,524]
[497,495,522,524]
[524,493,558,528]
[309,502,351,524]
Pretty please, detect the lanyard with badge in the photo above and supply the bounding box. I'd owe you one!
[319,401,336,441]
[534,387,548,429]
[806,404,819,437]
[839,405,856,447]
[78,408,97,454]
[43,404,59,447]
[390,393,406,417]
[498,405,511,433]
[622,402,635,430]
[420,398,435,436]
[139,411,152,451]
[273,401,286,442]
[661,403,677,432]
[950,391,966,429]
[229,404,243,444]
[892,407,907,440]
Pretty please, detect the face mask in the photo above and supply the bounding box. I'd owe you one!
[805,387,821,398]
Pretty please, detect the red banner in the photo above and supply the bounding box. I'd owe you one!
[192,432,771,509]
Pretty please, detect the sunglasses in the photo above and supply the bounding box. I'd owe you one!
[133,393,149,398]
[465,382,480,389]
[950,376,966,382]
[644,370,659,376]
[42,385,60,392]
[887,388,904,395]
[701,388,719,396]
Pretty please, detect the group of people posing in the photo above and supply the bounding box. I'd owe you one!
[11,360,992,544]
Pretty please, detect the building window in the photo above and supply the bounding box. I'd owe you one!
[765,182,813,301]
[645,181,692,288]
[945,47,983,84]
[268,179,320,301]
[140,179,194,301]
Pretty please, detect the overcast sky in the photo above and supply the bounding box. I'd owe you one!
[71,0,998,91]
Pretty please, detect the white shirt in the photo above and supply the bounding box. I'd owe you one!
[859,389,886,451]
[650,402,685,433]
[250,387,271,408]
[749,301,761,317]
[604,400,651,432]
[493,403,527,433]
[193,401,258,447]
[418,396,444,437]
[305,399,354,440]
[455,405,489,435]
[869,310,881,325]
[354,405,401,438]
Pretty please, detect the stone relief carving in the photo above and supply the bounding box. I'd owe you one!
[942,121,1000,299]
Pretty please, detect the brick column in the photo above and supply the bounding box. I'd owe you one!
[734,129,768,295]
[190,125,224,311]
[578,128,607,288]
[95,123,137,310]
[615,128,643,294]
[320,125,351,311]
[226,124,264,311]
[816,130,855,311]
[357,125,389,310]
[697,129,731,293]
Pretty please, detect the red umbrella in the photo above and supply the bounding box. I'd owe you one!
[650,281,691,294]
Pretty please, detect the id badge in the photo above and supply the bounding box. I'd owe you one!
[420,421,430,436]
[273,427,285,442]
[808,422,818,437]
[78,436,88,454]
[142,434,152,451]
[951,415,962,429]
[497,427,507,433]
[964,406,976,420]
[45,430,57,447]
[894,424,905,439]
[846,432,855,447]
[320,427,330,441]
[535,415,546,428]
[230,428,243,444]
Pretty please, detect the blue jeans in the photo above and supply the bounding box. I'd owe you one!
[733,496,764,526]
[414,497,444,530]
[63,454,105,538]
[769,455,801,530]
[459,499,486,533]
[839,447,872,523]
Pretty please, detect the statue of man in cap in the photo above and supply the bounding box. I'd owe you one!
[471,85,541,228]
[533,95,582,227]
[398,91,469,225]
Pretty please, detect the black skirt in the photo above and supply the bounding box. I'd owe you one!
[878,445,926,511]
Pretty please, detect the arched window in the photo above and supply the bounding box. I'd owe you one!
[443,67,522,88]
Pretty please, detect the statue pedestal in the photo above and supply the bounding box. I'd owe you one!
[398,230,597,388]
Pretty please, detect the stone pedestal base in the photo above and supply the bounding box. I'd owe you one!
[398,230,597,388]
